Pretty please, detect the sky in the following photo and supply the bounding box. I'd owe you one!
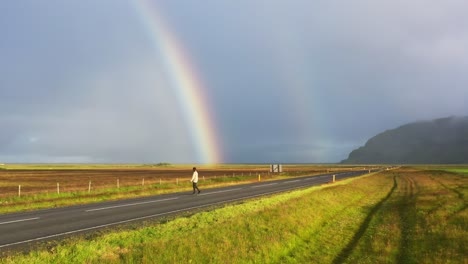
[1,0,468,164]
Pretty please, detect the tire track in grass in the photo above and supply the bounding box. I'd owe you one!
[427,173,467,221]
[333,176,397,264]
[429,174,465,200]
[397,174,418,264]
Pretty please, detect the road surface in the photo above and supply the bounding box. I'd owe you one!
[0,169,378,251]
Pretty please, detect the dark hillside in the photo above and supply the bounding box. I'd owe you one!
[341,116,468,164]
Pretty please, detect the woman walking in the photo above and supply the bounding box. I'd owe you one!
[191,167,201,194]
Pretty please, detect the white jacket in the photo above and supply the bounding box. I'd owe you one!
[191,171,199,183]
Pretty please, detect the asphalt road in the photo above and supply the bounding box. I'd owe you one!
[0,169,379,251]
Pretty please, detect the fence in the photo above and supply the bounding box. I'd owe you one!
[1,167,362,199]
[1,172,272,199]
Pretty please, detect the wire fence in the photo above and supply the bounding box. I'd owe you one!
[0,172,275,199]
[0,167,370,199]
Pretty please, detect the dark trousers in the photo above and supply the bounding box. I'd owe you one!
[192,182,200,193]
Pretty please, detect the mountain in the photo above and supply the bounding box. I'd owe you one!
[341,116,468,164]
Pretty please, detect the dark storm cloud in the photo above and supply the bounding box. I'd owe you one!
[158,0,468,162]
[0,1,195,163]
[1,0,468,163]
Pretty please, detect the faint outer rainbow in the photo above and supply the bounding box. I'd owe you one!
[133,1,223,164]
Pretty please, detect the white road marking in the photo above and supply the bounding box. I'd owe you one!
[1,171,375,249]
[283,180,301,183]
[0,187,309,249]
[251,183,278,188]
[0,217,40,225]
[199,188,242,196]
[85,197,179,212]
[0,177,346,249]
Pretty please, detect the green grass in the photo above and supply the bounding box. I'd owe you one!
[414,165,468,175]
[346,168,467,263]
[2,168,466,263]
[441,168,468,175]
[0,176,262,214]
[1,173,381,263]
[0,168,335,214]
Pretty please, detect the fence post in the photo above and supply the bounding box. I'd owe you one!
[57,183,60,194]
[117,178,120,189]
[333,175,336,183]
[258,174,261,181]
[18,185,21,197]
[88,181,91,193]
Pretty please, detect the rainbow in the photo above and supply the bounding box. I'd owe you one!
[133,1,222,164]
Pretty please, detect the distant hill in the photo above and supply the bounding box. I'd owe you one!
[341,116,468,164]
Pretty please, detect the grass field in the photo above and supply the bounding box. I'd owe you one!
[1,167,466,263]
[0,164,369,214]
[442,168,468,174]
[414,165,468,175]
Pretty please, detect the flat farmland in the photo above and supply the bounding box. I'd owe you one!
[0,167,268,197]
[0,165,366,197]
[2,167,465,263]
[0,165,366,210]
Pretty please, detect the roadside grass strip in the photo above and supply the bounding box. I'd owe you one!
[0,171,338,214]
[2,169,466,263]
[0,177,261,214]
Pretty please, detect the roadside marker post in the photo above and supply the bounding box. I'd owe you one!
[258,174,261,181]
[18,185,21,197]
[333,175,336,183]
[57,183,60,194]
[88,181,91,193]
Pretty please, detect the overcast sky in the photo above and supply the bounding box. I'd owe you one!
[1,0,468,164]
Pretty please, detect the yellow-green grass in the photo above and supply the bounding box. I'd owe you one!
[343,168,467,263]
[2,168,465,263]
[0,172,325,214]
[441,168,468,175]
[414,165,468,174]
[0,175,265,214]
[0,164,365,214]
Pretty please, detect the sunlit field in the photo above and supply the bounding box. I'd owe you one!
[2,167,465,263]
[0,164,368,214]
